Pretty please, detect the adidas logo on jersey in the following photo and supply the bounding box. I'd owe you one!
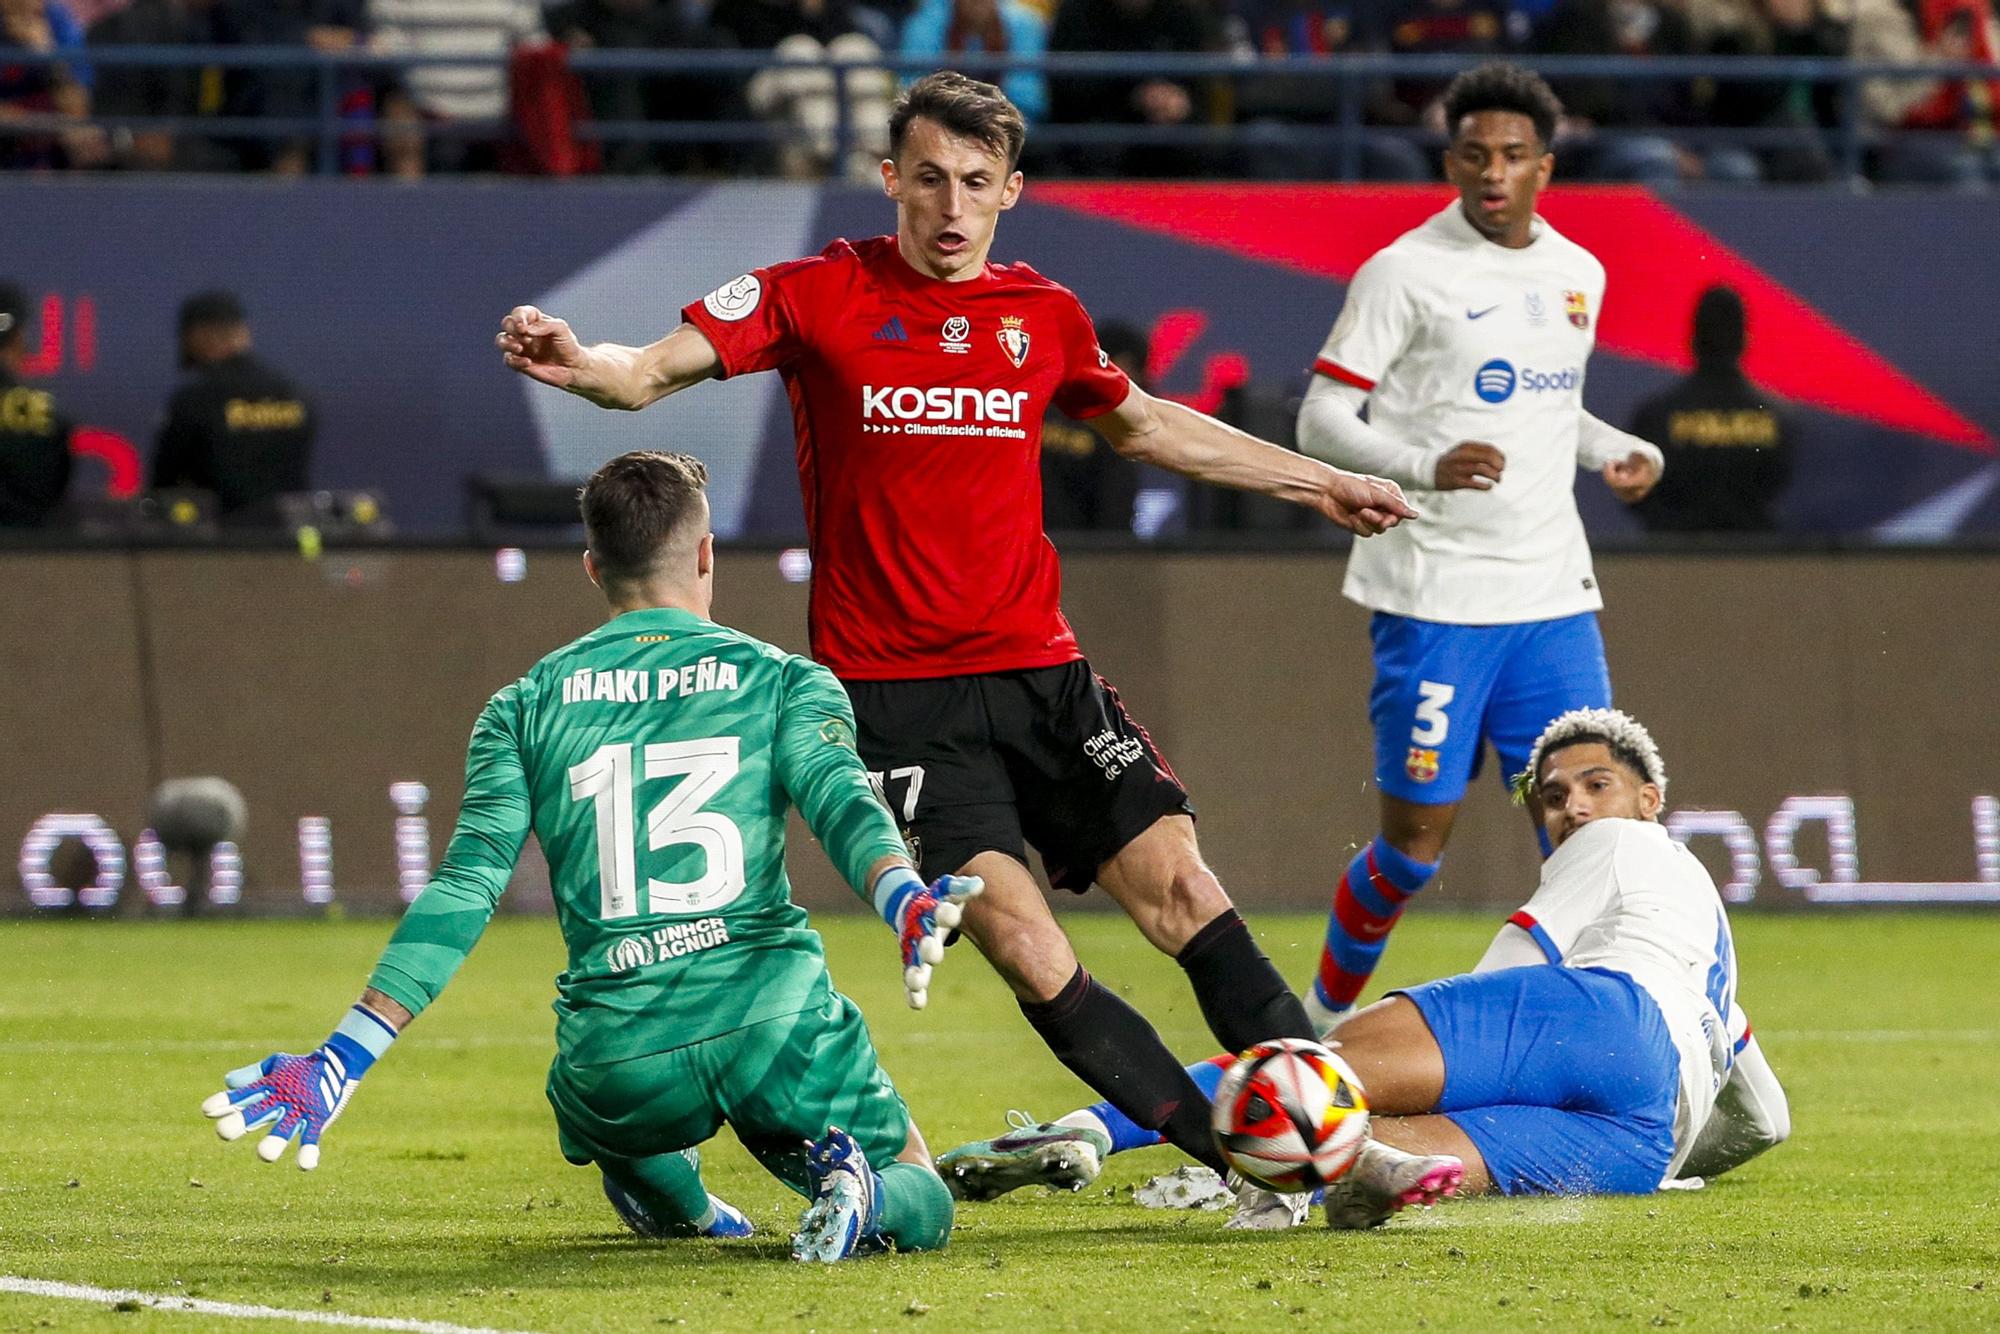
[873,317,908,342]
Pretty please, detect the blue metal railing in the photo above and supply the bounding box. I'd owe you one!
[2,46,1994,181]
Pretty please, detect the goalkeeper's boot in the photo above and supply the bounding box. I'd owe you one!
[602,1153,754,1240]
[1224,1174,1322,1231]
[791,1127,884,1263]
[1321,1140,1463,1230]
[936,1110,1111,1202]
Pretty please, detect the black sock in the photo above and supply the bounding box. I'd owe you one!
[1177,908,1316,1051]
[1019,966,1226,1174]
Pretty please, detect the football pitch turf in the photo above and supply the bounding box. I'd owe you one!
[1,912,1996,1333]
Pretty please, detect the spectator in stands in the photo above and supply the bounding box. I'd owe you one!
[1224,1,1430,179]
[152,291,316,522]
[87,0,236,170]
[1631,285,1792,533]
[545,0,740,174]
[718,0,893,179]
[215,0,368,175]
[2,0,102,169]
[1533,0,1761,182]
[1374,0,1512,131]
[1042,320,1148,533]
[366,0,543,175]
[900,0,1048,123]
[0,281,74,526]
[1699,0,1847,182]
[1856,0,2000,185]
[1048,0,1216,176]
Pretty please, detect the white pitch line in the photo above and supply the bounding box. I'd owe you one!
[0,1276,542,1334]
[0,1036,549,1055]
[1762,1029,1999,1043]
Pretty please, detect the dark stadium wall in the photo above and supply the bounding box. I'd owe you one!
[8,180,1999,539]
[4,550,1994,916]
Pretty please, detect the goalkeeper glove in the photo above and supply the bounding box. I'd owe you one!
[199,1004,397,1170]
[872,866,983,1010]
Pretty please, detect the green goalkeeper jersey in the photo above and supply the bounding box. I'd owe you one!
[365,607,908,1066]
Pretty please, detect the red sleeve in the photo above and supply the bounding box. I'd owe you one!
[679,254,824,380]
[1052,294,1134,421]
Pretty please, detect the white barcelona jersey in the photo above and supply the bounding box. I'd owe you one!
[1315,203,1606,625]
[1473,818,1739,1176]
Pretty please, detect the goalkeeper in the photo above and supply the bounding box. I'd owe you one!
[200,450,978,1264]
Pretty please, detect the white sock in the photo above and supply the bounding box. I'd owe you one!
[1302,990,1349,1040]
[1054,1110,1111,1143]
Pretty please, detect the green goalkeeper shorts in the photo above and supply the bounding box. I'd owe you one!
[545,989,913,1193]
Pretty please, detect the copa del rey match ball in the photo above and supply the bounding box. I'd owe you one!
[1212,1038,1370,1191]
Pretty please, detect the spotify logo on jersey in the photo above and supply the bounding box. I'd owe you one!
[1472,359,1581,404]
[1473,359,1517,403]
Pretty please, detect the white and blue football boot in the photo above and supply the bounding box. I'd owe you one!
[790,1127,884,1263]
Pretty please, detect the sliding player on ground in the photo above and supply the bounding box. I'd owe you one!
[946,710,1790,1230]
[1292,64,1666,1032]
[496,72,1415,1180]
[202,452,978,1263]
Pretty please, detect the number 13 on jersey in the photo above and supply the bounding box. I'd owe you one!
[568,738,747,920]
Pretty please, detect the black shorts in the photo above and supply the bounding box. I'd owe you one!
[843,660,1194,892]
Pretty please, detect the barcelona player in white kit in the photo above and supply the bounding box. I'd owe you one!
[1293,64,1666,1031]
[943,710,1790,1230]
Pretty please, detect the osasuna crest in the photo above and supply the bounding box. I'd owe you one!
[997,315,1030,368]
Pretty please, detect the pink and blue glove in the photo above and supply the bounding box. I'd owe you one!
[872,867,983,1009]
[200,1005,397,1170]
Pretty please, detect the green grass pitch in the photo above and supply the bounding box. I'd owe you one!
[2,911,1997,1332]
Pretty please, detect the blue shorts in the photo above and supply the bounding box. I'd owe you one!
[1396,965,1679,1196]
[1369,611,1612,805]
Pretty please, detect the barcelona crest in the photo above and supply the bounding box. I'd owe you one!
[997,315,1030,368]
[1405,747,1440,783]
[1564,290,1590,330]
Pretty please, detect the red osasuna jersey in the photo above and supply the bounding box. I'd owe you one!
[681,235,1132,681]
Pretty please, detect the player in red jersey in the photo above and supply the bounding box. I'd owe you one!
[497,71,1416,1180]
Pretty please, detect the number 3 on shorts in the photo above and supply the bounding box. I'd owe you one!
[1411,680,1456,747]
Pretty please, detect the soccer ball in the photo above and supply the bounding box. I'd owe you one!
[1212,1038,1370,1191]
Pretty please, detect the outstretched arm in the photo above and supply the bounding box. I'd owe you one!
[200,691,532,1168]
[1089,384,1417,537]
[496,307,721,411]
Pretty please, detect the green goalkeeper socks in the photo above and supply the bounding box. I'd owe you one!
[875,1161,955,1252]
[612,1148,716,1233]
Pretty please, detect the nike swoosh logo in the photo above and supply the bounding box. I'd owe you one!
[1467,305,1501,320]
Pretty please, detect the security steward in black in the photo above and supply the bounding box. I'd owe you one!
[0,281,74,528]
[1041,321,1145,533]
[1631,284,1794,533]
[151,291,315,522]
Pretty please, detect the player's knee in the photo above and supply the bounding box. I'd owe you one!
[1379,802,1455,864]
[1134,865,1230,956]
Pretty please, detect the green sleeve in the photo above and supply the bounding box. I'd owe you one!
[773,657,908,908]
[366,686,532,1017]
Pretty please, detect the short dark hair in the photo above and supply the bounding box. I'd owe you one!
[889,70,1027,170]
[0,281,27,348]
[179,289,247,335]
[1443,63,1563,150]
[578,451,710,585]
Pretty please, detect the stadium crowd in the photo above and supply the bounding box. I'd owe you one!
[0,0,1995,184]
